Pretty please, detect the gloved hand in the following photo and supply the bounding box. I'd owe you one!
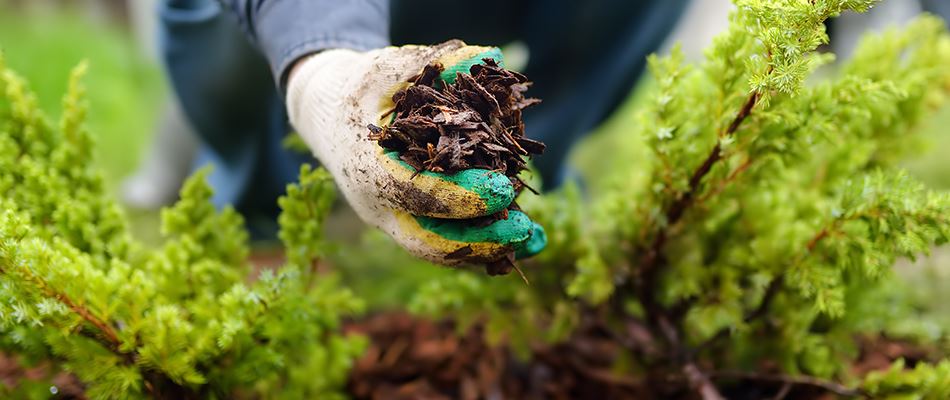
[287,40,546,266]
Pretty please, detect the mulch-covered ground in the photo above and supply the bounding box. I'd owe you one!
[0,312,937,399]
[344,312,649,400]
[343,313,941,400]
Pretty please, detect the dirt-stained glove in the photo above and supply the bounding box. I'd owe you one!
[286,40,546,266]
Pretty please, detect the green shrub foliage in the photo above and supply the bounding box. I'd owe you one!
[3,0,950,398]
[409,1,950,398]
[0,61,364,398]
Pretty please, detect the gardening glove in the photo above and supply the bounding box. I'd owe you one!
[286,40,546,266]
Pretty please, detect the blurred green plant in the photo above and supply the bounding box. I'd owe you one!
[0,9,162,184]
[0,58,363,398]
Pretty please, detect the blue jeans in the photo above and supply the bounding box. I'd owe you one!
[922,0,950,20]
[159,0,687,223]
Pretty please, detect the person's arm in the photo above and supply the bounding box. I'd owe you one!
[217,0,390,88]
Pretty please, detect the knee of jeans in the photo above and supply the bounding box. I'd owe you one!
[160,0,220,25]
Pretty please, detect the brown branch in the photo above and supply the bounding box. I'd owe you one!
[807,228,829,251]
[638,91,760,285]
[0,256,124,355]
[697,156,753,205]
[51,290,123,353]
[618,90,763,400]
[709,370,866,398]
[632,90,762,326]
[725,92,759,137]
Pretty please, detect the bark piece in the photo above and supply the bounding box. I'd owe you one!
[369,59,544,181]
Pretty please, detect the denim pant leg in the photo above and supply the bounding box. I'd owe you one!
[392,0,687,189]
[921,0,950,24]
[159,0,306,227]
[518,0,687,188]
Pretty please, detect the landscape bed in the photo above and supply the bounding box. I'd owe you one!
[1,0,950,399]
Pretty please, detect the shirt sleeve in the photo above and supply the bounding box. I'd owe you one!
[219,0,391,87]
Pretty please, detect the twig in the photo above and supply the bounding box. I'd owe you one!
[637,91,760,287]
[685,363,727,400]
[49,288,123,352]
[697,156,753,205]
[512,263,531,285]
[0,256,124,354]
[654,314,727,400]
[807,228,829,251]
[620,91,762,400]
[725,92,759,137]
[709,370,866,398]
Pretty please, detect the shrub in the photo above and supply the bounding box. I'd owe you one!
[0,60,364,398]
[407,1,950,398]
[2,0,950,398]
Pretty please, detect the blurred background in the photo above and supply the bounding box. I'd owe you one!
[0,0,948,316]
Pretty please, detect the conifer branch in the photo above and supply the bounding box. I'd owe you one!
[46,285,122,352]
[632,91,761,314]
[0,251,195,397]
[637,91,760,290]
[697,156,753,205]
[621,89,762,400]
[0,257,123,354]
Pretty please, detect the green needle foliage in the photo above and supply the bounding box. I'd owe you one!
[3,0,950,398]
[0,58,364,398]
[409,1,950,397]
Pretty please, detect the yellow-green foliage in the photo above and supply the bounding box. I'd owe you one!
[0,59,364,398]
[408,1,950,397]
[3,0,950,398]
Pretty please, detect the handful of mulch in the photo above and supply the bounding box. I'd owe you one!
[369,58,544,181]
[368,59,545,274]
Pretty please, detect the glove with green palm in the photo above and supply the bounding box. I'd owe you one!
[287,40,546,267]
